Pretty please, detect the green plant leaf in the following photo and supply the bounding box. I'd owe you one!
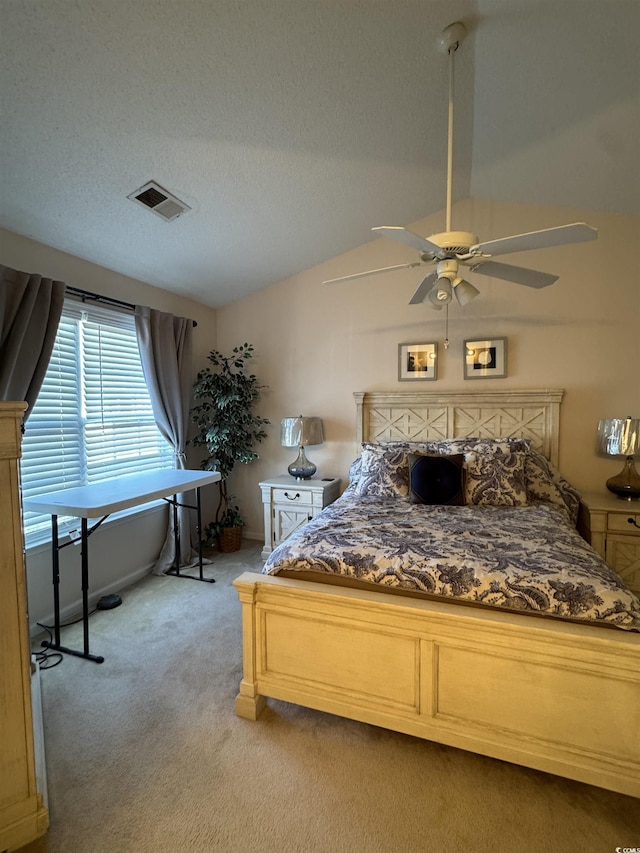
[189,343,270,516]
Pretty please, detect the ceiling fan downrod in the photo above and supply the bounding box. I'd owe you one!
[438,22,467,234]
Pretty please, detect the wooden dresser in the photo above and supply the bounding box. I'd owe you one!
[0,402,48,851]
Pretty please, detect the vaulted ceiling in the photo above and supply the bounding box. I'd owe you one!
[1,0,638,307]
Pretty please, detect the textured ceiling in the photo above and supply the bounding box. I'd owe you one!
[1,0,638,308]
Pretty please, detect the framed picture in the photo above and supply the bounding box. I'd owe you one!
[463,337,507,379]
[398,342,437,381]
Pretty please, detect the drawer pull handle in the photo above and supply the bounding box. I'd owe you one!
[284,492,300,501]
[628,517,640,529]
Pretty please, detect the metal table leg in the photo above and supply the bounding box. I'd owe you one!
[166,487,215,583]
[41,514,105,664]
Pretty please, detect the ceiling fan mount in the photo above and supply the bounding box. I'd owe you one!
[323,20,598,306]
[438,20,467,54]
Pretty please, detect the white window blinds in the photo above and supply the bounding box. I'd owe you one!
[21,300,174,545]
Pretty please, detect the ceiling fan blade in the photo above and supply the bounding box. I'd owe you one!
[372,226,441,257]
[322,261,420,285]
[409,273,438,304]
[471,260,558,289]
[473,223,598,257]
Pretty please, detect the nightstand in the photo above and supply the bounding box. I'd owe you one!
[579,492,640,596]
[259,476,341,559]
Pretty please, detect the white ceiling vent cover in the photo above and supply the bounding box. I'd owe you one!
[127,181,191,222]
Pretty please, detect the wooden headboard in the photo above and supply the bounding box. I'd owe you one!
[354,389,564,467]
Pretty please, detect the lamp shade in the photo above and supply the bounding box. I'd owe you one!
[597,418,640,457]
[280,416,323,448]
[596,417,640,500]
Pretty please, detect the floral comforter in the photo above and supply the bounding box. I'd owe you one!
[263,493,640,631]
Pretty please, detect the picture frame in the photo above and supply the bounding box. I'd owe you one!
[463,337,507,379]
[398,342,437,381]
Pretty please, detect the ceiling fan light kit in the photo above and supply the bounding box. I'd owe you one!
[429,277,452,305]
[453,278,480,306]
[323,20,598,312]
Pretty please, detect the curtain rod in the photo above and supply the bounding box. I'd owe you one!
[66,286,197,326]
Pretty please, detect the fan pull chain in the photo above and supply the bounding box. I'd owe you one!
[444,304,450,349]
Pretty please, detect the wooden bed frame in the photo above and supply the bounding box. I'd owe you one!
[234,389,640,798]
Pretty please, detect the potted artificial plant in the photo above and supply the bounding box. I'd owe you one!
[190,343,269,552]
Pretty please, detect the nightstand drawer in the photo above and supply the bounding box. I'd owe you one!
[608,512,640,533]
[272,488,313,505]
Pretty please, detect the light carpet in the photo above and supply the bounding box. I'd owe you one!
[23,542,639,853]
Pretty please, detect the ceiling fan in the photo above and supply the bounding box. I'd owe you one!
[323,21,597,309]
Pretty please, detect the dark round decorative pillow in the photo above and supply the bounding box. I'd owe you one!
[408,453,465,505]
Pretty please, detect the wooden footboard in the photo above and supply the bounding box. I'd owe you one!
[234,572,640,798]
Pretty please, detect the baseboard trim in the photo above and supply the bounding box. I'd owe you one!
[29,561,154,638]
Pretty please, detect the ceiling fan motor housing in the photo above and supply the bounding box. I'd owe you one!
[426,230,479,259]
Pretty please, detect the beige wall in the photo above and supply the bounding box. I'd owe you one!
[0,227,219,629]
[216,199,640,541]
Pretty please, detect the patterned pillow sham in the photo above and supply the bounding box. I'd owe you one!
[341,456,363,496]
[355,444,410,498]
[525,448,581,524]
[354,441,440,498]
[348,456,362,486]
[356,438,530,506]
[433,437,531,456]
[463,450,528,507]
[352,439,572,511]
[354,440,529,506]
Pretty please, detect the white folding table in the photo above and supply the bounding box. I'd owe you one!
[23,469,221,663]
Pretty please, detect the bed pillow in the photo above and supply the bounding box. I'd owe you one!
[347,456,362,487]
[355,444,411,497]
[525,448,581,524]
[433,437,531,456]
[354,441,440,498]
[408,453,465,505]
[464,450,528,506]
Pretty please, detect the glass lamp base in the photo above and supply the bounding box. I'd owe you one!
[606,456,640,501]
[288,446,316,480]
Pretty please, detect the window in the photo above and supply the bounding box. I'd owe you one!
[21,300,174,545]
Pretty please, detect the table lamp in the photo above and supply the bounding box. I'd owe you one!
[596,416,640,500]
[281,416,323,480]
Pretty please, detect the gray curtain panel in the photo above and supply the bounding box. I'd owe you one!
[134,305,196,574]
[0,265,65,420]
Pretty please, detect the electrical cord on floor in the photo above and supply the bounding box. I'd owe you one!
[33,647,63,670]
[33,608,99,670]
[37,607,99,632]
[33,623,63,669]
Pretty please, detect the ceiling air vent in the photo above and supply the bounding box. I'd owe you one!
[127,181,191,222]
